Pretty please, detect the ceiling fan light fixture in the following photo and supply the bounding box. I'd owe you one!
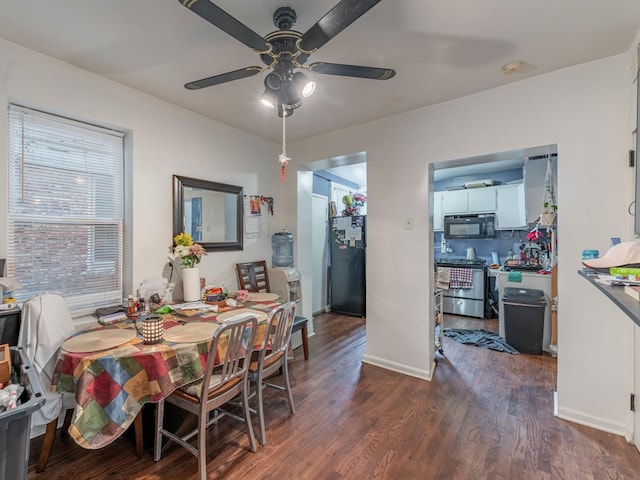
[282,82,302,110]
[293,71,316,97]
[264,71,283,91]
[260,88,277,108]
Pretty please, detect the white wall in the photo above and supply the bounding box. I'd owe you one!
[290,53,637,437]
[0,37,284,307]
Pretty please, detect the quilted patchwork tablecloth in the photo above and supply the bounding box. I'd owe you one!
[52,300,279,449]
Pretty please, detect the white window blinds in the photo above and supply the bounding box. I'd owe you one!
[7,105,124,312]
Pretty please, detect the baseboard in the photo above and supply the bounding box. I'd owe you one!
[555,396,633,442]
[362,354,432,381]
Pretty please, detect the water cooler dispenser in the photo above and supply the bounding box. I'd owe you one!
[269,229,308,348]
[272,229,294,268]
[270,229,300,311]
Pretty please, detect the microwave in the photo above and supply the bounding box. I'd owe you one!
[443,214,496,239]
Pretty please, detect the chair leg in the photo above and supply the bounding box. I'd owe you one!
[153,400,165,462]
[197,409,207,480]
[282,359,295,415]
[60,409,73,439]
[35,419,59,473]
[243,377,258,452]
[301,324,309,361]
[255,372,267,446]
[134,412,143,458]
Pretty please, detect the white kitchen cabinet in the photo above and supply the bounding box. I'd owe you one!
[467,187,497,213]
[441,189,467,214]
[440,187,497,217]
[433,191,443,231]
[495,183,526,229]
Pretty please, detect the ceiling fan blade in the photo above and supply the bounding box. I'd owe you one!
[299,0,382,53]
[308,62,395,80]
[179,0,270,53]
[185,66,263,90]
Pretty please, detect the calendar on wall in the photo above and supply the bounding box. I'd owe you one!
[243,195,274,238]
[244,195,261,238]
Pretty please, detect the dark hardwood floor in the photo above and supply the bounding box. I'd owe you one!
[27,312,640,479]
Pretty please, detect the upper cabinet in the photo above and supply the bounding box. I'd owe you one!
[434,183,526,231]
[467,188,497,213]
[495,183,526,229]
[441,188,496,215]
[441,189,468,214]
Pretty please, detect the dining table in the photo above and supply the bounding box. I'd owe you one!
[51,295,282,450]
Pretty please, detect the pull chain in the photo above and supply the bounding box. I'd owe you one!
[279,105,290,184]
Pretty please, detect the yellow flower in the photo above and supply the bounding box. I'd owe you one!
[173,232,193,247]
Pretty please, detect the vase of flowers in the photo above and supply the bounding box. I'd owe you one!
[170,232,207,301]
[342,193,367,216]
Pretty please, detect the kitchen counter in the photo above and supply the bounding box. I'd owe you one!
[578,270,640,328]
[488,267,551,277]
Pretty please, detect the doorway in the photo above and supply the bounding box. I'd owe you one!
[431,144,558,362]
[304,154,367,317]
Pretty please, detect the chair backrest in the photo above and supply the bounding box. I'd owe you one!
[18,293,76,380]
[199,315,258,403]
[236,261,270,293]
[258,302,296,365]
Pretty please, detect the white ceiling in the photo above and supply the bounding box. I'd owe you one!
[1,1,639,145]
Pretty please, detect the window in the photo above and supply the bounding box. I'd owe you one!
[7,105,124,312]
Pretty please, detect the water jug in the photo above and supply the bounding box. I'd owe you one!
[272,229,294,267]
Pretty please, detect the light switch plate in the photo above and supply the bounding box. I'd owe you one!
[404,217,414,230]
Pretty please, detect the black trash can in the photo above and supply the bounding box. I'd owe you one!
[502,287,546,355]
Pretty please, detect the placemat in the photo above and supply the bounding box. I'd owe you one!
[62,329,137,353]
[163,322,220,343]
[247,292,279,301]
[216,308,268,324]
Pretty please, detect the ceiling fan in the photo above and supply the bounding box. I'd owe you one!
[179,0,396,117]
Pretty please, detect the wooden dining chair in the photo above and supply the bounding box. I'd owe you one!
[236,260,270,293]
[247,301,297,446]
[235,261,310,361]
[154,315,258,480]
[20,293,144,472]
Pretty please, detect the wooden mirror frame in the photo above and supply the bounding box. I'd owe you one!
[173,175,243,252]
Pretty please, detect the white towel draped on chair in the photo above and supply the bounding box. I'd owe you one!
[19,293,76,425]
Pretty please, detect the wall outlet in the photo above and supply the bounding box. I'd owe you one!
[404,217,414,230]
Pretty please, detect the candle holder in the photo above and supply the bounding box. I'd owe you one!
[135,314,164,344]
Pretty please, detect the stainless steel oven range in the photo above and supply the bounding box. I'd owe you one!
[436,258,486,319]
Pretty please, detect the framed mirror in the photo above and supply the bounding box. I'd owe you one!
[173,175,243,251]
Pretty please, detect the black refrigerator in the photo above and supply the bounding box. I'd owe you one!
[330,215,366,317]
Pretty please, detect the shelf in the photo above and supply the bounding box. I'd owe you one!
[578,270,640,328]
